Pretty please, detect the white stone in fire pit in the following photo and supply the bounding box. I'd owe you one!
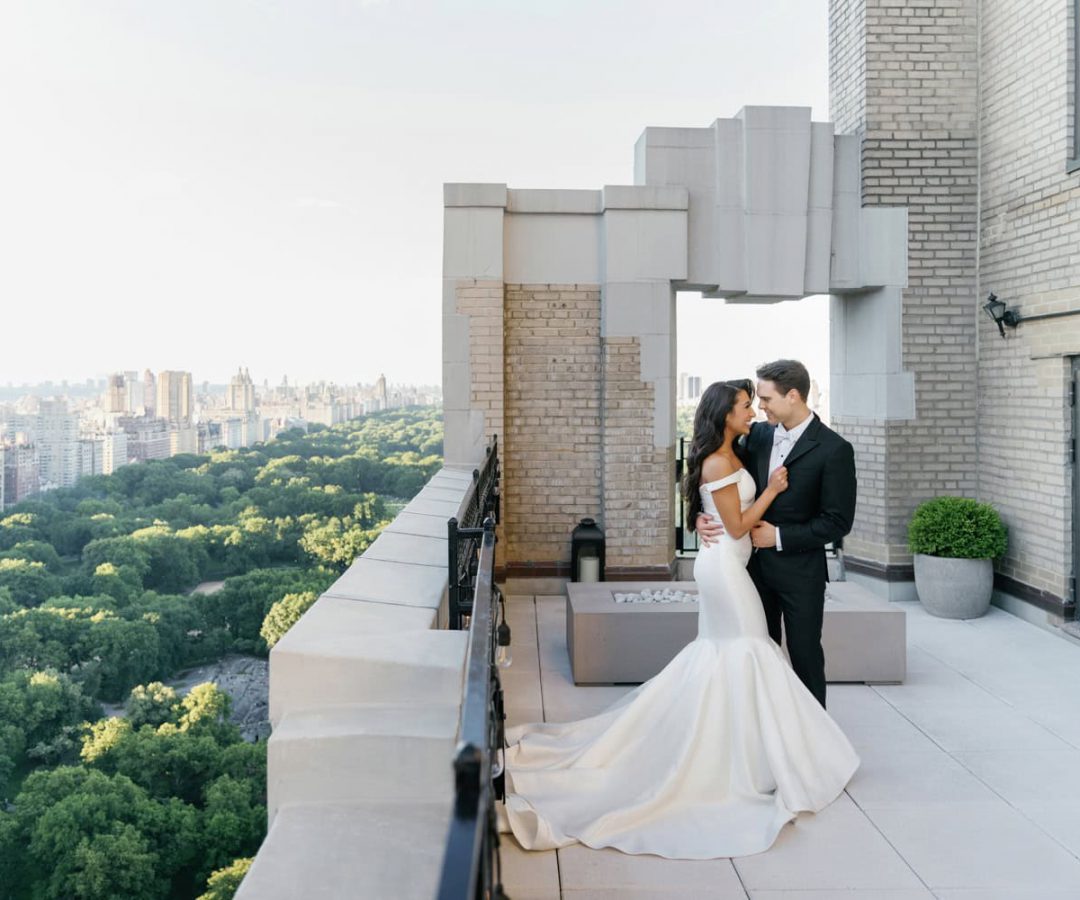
[613,588,698,604]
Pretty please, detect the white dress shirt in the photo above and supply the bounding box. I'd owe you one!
[767,413,814,552]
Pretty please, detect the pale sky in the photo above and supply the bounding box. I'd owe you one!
[0,1,829,388]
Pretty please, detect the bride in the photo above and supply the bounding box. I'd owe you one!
[499,379,859,859]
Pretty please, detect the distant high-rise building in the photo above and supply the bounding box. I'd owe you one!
[143,369,157,416]
[375,373,388,407]
[77,437,101,478]
[678,373,703,402]
[156,371,193,424]
[120,416,171,463]
[229,367,256,413]
[169,424,198,455]
[1,441,39,509]
[106,374,127,413]
[101,430,128,475]
[27,399,81,490]
[123,370,144,414]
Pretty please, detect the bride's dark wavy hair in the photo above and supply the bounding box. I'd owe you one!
[682,379,754,532]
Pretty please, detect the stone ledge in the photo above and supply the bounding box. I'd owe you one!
[601,184,689,211]
[363,530,447,568]
[507,188,602,214]
[270,627,466,725]
[322,556,450,610]
[236,801,451,900]
[268,704,458,822]
[444,182,507,208]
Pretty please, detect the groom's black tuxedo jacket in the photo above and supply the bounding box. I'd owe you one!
[742,415,857,581]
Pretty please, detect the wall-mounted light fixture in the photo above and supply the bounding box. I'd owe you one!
[983,292,1020,338]
[982,291,1080,339]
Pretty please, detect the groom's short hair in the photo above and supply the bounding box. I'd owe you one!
[756,359,810,401]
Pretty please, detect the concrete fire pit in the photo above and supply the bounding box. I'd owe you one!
[566,580,905,685]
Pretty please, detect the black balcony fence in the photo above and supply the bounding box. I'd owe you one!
[438,437,509,899]
[447,437,501,631]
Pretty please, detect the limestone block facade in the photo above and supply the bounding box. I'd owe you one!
[830,0,1080,620]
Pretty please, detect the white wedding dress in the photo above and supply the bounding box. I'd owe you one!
[500,467,860,858]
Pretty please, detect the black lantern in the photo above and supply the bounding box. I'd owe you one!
[983,292,1019,338]
[571,517,605,582]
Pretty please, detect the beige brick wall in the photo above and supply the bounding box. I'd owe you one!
[976,0,1080,601]
[831,0,980,568]
[502,284,603,567]
[602,338,674,571]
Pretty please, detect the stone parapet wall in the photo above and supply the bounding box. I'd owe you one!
[503,283,602,567]
[236,468,474,899]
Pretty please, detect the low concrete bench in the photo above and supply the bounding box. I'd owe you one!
[567,580,905,685]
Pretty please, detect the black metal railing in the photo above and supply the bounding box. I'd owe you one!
[436,516,509,900]
[447,437,500,631]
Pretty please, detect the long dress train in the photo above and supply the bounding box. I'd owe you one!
[500,468,859,859]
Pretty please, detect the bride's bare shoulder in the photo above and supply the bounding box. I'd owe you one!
[701,452,737,483]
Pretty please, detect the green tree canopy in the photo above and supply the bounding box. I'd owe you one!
[260,591,319,649]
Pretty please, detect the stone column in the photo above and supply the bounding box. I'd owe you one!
[442,184,507,468]
[599,187,688,576]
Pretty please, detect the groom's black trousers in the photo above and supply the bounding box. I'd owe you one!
[748,548,828,708]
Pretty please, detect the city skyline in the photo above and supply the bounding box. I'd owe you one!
[0,1,829,388]
[1,363,440,509]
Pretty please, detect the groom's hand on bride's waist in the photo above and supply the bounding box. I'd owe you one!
[696,513,725,546]
[751,522,777,549]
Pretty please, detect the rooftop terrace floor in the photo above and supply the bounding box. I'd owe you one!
[498,593,1080,899]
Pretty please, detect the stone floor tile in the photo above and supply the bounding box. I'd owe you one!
[557,844,745,892]
[540,686,633,723]
[950,748,1080,807]
[846,749,998,807]
[933,892,1080,900]
[869,678,1005,713]
[1016,701,1080,750]
[564,890,744,899]
[732,794,922,891]
[892,703,1069,753]
[1018,803,1080,858]
[864,801,1080,891]
[827,689,941,754]
[504,706,545,731]
[499,837,560,899]
[748,891,933,900]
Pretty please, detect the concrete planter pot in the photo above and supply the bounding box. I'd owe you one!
[913,554,994,619]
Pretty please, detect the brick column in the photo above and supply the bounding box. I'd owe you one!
[829,0,979,584]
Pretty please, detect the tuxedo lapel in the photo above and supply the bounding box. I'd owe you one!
[782,414,822,469]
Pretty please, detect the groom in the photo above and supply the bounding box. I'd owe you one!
[696,360,857,708]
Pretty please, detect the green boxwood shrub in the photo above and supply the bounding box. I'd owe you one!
[908,496,1007,559]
